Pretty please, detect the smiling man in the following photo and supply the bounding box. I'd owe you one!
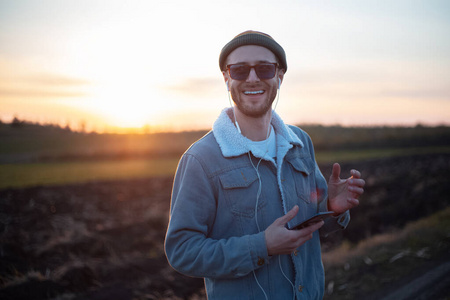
[165,31,365,299]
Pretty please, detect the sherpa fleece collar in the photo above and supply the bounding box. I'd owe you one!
[212,107,304,158]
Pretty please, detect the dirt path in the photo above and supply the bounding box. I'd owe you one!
[380,260,450,300]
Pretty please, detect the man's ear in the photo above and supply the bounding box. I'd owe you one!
[222,71,230,90]
[277,69,285,85]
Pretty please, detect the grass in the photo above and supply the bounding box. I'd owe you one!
[1,146,450,189]
[0,158,180,189]
[322,206,450,299]
[315,145,450,163]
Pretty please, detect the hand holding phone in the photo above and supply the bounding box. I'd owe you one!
[291,211,335,230]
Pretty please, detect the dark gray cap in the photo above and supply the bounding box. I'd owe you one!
[219,30,287,72]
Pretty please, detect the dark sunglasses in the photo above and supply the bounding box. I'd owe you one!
[226,62,278,81]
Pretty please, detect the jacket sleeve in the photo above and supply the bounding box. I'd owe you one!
[164,153,268,279]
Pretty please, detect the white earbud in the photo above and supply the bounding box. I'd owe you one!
[278,78,281,89]
[226,82,229,91]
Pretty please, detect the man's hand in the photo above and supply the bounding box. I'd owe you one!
[328,163,365,215]
[265,205,324,256]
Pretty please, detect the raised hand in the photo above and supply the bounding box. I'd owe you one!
[327,163,365,215]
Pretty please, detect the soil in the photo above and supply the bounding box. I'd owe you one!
[1,153,449,299]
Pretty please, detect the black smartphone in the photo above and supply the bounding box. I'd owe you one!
[291,211,335,230]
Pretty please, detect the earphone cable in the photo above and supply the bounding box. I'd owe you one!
[228,79,292,300]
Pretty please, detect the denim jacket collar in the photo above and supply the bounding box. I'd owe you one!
[212,107,304,159]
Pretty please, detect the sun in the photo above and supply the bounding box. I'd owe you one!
[92,81,154,128]
[61,16,177,131]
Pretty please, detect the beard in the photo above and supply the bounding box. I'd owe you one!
[230,87,278,118]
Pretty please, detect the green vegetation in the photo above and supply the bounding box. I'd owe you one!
[2,146,450,189]
[0,158,179,189]
[323,207,450,299]
[0,120,205,161]
[302,124,450,151]
[315,145,450,163]
[1,119,450,189]
[2,119,450,163]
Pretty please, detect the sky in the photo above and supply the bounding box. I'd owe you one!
[1,0,449,132]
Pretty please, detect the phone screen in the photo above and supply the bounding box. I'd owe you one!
[291,211,335,230]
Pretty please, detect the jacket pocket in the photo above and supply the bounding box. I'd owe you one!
[287,156,315,204]
[219,167,266,218]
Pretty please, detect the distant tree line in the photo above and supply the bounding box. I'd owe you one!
[2,117,450,153]
[1,117,75,132]
[298,124,450,151]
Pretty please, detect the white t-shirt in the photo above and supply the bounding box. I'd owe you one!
[248,125,276,161]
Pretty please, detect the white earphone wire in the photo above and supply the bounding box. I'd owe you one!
[227,78,293,299]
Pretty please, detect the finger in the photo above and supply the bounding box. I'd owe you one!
[275,205,299,226]
[296,220,324,236]
[349,179,365,189]
[281,221,324,254]
[292,221,324,245]
[357,178,366,187]
[350,169,361,179]
[330,163,341,181]
[347,198,360,206]
[348,186,364,196]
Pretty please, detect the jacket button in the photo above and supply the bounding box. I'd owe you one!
[257,257,265,266]
[293,249,298,256]
[298,285,303,292]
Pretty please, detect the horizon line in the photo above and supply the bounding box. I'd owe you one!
[2,116,450,135]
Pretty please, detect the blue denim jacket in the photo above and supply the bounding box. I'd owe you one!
[165,108,350,299]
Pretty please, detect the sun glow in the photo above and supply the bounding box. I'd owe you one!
[57,5,181,132]
[88,78,160,129]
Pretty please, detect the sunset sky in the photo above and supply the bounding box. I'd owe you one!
[1,0,449,132]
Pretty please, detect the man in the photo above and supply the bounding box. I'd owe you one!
[165,31,365,299]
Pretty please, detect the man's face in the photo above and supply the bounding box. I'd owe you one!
[223,45,284,118]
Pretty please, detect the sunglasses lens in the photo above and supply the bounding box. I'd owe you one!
[229,65,250,80]
[255,64,276,79]
[228,63,277,80]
